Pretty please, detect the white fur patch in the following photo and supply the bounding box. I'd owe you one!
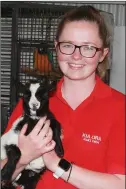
[25,157,45,172]
[1,116,23,159]
[29,83,40,113]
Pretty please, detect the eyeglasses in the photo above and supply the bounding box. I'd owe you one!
[58,42,102,58]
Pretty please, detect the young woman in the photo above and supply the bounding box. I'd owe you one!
[1,5,125,189]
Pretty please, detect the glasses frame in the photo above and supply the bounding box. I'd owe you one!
[57,42,103,58]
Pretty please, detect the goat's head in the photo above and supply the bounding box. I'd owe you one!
[18,77,57,117]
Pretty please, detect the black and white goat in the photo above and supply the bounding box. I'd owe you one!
[1,78,64,189]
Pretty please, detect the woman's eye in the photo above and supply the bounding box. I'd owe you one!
[83,46,94,51]
[65,45,71,48]
[62,44,73,48]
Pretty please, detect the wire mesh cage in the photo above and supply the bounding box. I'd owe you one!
[17,6,65,84]
[1,2,114,133]
[1,2,72,132]
[1,2,73,110]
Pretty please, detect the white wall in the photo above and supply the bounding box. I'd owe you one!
[110,26,125,94]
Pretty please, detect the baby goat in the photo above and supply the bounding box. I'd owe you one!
[1,78,64,189]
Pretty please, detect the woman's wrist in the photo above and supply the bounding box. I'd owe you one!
[17,156,29,167]
[49,157,61,173]
[52,158,73,182]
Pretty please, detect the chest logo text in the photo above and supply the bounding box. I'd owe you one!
[82,133,101,144]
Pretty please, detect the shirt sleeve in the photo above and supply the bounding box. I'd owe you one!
[107,101,125,174]
[4,99,23,134]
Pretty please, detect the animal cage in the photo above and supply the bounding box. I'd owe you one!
[1,2,113,133]
[1,2,75,133]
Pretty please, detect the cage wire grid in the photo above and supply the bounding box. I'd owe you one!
[18,7,64,86]
[1,4,67,133]
[1,2,117,133]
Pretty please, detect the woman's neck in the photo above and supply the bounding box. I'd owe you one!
[61,75,96,110]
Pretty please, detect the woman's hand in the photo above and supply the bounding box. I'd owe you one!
[1,158,8,169]
[18,116,55,165]
[42,148,61,172]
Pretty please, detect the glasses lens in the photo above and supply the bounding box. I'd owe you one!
[59,43,75,54]
[80,45,96,57]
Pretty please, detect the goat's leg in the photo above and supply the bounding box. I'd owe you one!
[1,144,21,188]
[1,182,16,189]
[50,119,64,157]
[16,169,44,189]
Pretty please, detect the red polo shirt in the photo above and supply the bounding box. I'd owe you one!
[4,76,125,189]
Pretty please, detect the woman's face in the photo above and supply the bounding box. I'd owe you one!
[55,21,108,80]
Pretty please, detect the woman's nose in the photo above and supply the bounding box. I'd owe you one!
[71,47,82,60]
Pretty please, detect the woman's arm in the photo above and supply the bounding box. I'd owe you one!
[43,150,125,189]
[1,159,7,169]
[11,160,27,181]
[1,158,27,181]
[62,163,125,189]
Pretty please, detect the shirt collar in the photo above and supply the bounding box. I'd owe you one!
[54,75,112,101]
[93,75,112,99]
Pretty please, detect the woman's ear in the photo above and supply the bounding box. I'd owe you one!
[54,40,58,48]
[99,48,109,62]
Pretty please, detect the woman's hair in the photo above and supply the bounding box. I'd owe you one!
[56,5,111,80]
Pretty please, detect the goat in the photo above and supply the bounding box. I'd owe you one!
[1,77,64,189]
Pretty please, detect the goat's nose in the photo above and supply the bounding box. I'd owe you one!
[32,103,38,107]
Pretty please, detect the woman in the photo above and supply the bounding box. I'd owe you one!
[1,5,125,189]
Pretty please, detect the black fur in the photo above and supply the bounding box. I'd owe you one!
[1,78,64,189]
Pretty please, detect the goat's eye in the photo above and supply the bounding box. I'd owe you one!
[24,90,31,98]
[36,90,48,100]
[36,90,42,97]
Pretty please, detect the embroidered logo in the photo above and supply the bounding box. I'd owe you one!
[82,133,101,144]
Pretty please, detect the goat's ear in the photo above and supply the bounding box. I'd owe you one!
[48,80,57,92]
[16,81,26,94]
[39,76,48,84]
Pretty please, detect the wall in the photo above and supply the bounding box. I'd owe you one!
[40,2,125,26]
[110,26,125,94]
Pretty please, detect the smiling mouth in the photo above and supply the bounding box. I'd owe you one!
[68,63,85,69]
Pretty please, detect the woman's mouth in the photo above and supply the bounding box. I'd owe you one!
[68,63,85,70]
